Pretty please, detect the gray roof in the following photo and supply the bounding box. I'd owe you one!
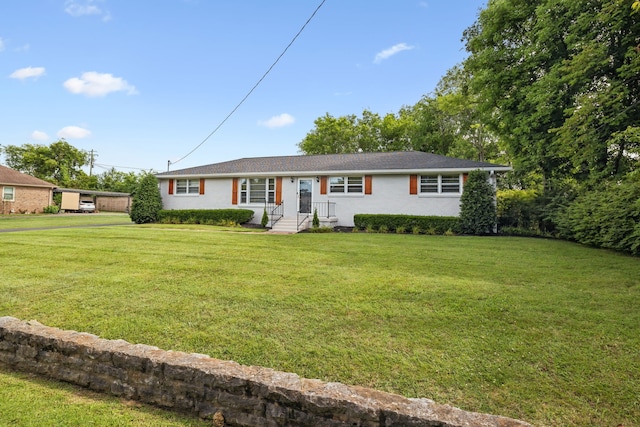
[54,188,131,197]
[157,151,510,178]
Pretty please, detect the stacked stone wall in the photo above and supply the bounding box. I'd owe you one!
[0,317,531,427]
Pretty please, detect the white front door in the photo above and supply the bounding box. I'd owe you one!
[298,179,313,214]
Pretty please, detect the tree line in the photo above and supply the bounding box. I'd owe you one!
[0,139,146,194]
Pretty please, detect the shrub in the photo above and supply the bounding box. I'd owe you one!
[378,224,389,233]
[307,226,333,233]
[312,208,320,228]
[43,205,59,214]
[497,189,540,230]
[261,209,269,228]
[395,226,406,234]
[130,173,163,224]
[459,169,496,234]
[555,177,640,255]
[354,214,460,235]
[157,209,254,226]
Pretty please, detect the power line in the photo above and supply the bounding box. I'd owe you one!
[169,0,327,169]
[93,163,151,172]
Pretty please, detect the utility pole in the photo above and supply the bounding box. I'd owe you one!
[89,149,96,176]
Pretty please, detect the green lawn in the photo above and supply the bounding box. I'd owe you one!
[1,222,639,426]
[0,212,132,230]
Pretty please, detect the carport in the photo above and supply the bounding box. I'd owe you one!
[54,188,132,213]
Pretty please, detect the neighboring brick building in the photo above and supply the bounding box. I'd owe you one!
[0,164,56,214]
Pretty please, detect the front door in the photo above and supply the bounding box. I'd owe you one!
[298,179,312,214]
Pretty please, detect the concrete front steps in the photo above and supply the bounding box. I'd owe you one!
[268,216,308,234]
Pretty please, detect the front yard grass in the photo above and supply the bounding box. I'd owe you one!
[0,212,132,230]
[1,225,639,426]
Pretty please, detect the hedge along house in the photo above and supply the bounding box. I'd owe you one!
[156,151,511,232]
[0,164,56,214]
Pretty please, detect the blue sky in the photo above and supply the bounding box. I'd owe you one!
[1,0,486,173]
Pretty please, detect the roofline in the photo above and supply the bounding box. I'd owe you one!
[156,166,513,179]
[54,188,131,196]
[0,181,56,189]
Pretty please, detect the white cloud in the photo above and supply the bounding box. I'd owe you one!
[31,130,49,141]
[258,113,295,129]
[9,66,46,80]
[373,43,415,64]
[63,71,137,97]
[57,126,91,139]
[0,38,5,52]
[65,0,111,21]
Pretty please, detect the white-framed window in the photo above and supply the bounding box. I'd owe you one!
[329,176,363,194]
[2,186,15,201]
[420,175,461,194]
[175,179,200,194]
[240,178,275,204]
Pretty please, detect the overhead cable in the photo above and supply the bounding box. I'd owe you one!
[169,0,327,169]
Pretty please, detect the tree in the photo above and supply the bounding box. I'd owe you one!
[434,65,500,162]
[459,170,496,235]
[297,110,415,155]
[96,168,141,193]
[1,140,89,187]
[129,173,163,224]
[462,0,640,188]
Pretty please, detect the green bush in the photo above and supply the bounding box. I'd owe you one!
[307,226,333,233]
[459,169,496,234]
[130,173,163,224]
[312,208,320,228]
[42,205,59,214]
[157,209,254,226]
[497,189,540,230]
[353,214,460,235]
[556,177,640,255]
[261,209,269,228]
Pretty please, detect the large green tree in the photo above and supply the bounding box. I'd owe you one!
[463,0,640,187]
[433,64,501,162]
[96,168,142,193]
[1,140,89,187]
[297,110,415,155]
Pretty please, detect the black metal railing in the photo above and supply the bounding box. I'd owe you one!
[265,201,284,228]
[312,201,336,218]
[297,211,310,231]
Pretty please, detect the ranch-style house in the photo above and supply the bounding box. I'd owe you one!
[156,151,511,232]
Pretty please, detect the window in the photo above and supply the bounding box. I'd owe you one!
[175,179,199,194]
[240,178,275,204]
[329,176,363,194]
[420,175,461,194]
[2,187,15,201]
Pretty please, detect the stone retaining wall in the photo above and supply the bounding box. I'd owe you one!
[0,317,531,427]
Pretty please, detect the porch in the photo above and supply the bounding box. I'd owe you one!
[266,201,337,233]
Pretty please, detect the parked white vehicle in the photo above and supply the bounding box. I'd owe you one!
[79,200,96,213]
